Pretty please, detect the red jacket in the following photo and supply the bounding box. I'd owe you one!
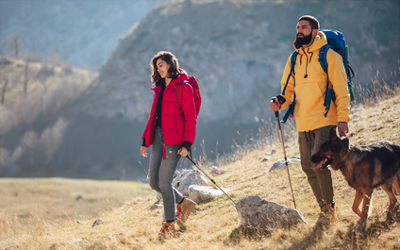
[142,69,197,147]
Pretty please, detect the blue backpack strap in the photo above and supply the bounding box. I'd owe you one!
[281,51,298,123]
[319,44,330,74]
[282,51,298,95]
[319,44,336,117]
[281,95,295,123]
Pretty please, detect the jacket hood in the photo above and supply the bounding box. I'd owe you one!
[172,68,190,84]
[162,68,189,88]
[292,31,328,54]
[153,68,189,89]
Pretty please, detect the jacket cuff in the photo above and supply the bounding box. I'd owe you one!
[142,139,147,147]
[182,141,192,151]
[271,95,286,105]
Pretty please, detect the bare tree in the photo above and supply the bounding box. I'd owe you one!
[0,56,4,104]
[1,79,8,104]
[14,35,19,58]
[2,34,23,58]
[24,61,29,93]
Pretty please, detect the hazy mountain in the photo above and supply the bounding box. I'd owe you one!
[79,0,400,124]
[0,0,168,70]
[64,0,399,179]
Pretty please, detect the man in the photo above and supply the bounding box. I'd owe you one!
[269,15,350,225]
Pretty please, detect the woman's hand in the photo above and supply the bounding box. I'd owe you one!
[140,146,148,157]
[177,147,189,157]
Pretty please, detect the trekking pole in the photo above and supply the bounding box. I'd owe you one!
[274,111,297,209]
[185,155,236,205]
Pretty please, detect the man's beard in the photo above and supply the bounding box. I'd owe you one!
[295,32,313,49]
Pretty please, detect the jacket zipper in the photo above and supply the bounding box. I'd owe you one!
[302,48,309,78]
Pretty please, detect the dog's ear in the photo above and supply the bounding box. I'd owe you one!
[329,128,341,150]
[329,128,338,141]
[342,137,350,149]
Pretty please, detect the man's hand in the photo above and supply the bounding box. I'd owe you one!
[338,122,349,137]
[140,146,148,157]
[177,147,189,157]
[270,97,280,112]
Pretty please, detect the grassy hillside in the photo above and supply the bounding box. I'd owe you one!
[1,88,399,249]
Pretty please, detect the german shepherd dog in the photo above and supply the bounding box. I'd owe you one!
[310,128,400,224]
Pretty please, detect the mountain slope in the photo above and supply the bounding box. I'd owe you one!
[63,0,400,178]
[79,0,400,123]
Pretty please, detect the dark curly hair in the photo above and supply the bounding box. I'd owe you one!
[150,51,180,85]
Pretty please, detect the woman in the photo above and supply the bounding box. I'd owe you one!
[140,51,197,239]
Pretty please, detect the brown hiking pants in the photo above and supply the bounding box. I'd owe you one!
[298,126,336,208]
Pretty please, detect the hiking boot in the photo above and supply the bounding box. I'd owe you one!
[316,203,337,226]
[157,221,176,240]
[176,197,196,226]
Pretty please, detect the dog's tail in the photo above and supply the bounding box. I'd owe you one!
[393,144,400,196]
[394,169,400,196]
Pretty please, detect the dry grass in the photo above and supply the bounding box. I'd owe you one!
[0,178,151,249]
[1,78,400,249]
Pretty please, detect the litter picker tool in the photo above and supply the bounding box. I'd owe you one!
[185,155,236,205]
[275,111,297,209]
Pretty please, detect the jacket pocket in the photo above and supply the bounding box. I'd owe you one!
[174,114,184,141]
[175,114,184,129]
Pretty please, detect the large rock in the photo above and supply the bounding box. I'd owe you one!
[156,169,210,200]
[173,169,210,197]
[188,185,230,204]
[269,156,301,172]
[156,169,231,203]
[235,196,306,230]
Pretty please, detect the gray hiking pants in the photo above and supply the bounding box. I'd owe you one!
[148,126,184,221]
[298,126,336,208]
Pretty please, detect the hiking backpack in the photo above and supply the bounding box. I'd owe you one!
[176,75,201,118]
[281,29,355,123]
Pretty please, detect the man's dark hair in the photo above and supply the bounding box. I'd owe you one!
[298,15,320,30]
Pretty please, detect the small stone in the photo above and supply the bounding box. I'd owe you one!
[69,238,83,244]
[151,203,163,210]
[92,218,103,227]
[269,156,300,172]
[261,157,270,162]
[210,166,227,175]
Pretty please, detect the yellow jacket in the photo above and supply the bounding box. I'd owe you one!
[279,31,350,132]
